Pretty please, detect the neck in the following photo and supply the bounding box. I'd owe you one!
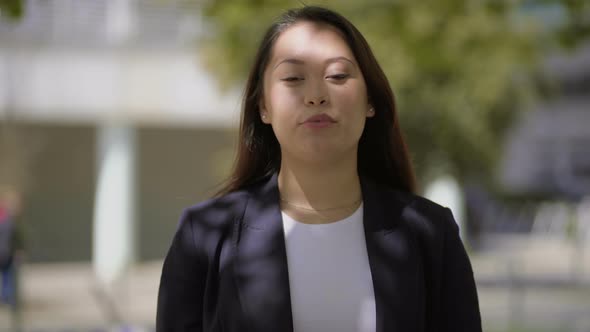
[277,153,362,210]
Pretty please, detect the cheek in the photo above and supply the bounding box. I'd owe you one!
[336,83,369,137]
[334,83,368,117]
[267,86,300,118]
[265,86,300,139]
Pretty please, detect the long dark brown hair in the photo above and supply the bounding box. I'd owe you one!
[216,5,416,196]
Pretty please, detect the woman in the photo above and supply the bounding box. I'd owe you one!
[156,5,481,332]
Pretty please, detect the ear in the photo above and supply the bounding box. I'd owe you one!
[259,99,271,124]
[366,104,375,118]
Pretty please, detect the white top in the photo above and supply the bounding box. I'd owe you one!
[281,204,376,332]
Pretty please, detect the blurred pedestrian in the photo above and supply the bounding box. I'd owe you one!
[157,5,481,332]
[0,186,24,310]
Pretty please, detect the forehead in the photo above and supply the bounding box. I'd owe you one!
[269,21,355,65]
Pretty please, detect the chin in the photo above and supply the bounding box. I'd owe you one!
[298,145,357,164]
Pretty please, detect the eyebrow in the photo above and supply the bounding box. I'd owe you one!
[273,56,356,70]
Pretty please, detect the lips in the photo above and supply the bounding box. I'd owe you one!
[303,113,336,124]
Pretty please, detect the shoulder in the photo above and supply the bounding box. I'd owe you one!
[407,191,457,234]
[168,189,251,259]
[362,175,452,224]
[400,193,462,260]
[179,189,251,233]
[403,191,454,222]
[375,186,465,268]
[377,184,458,240]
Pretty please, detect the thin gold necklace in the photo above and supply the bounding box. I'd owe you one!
[280,197,362,212]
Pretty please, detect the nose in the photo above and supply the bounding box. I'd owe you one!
[304,79,329,106]
[305,97,328,106]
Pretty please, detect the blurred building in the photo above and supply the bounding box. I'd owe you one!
[501,42,590,200]
[467,41,590,239]
[0,0,241,263]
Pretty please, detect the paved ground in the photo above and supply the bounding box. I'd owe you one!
[472,235,590,332]
[0,234,588,332]
[0,261,161,331]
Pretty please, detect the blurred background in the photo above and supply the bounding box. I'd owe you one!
[0,0,588,331]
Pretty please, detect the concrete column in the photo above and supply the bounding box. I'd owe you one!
[424,175,466,241]
[93,124,136,290]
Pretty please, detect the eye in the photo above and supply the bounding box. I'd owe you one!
[327,73,350,80]
[281,77,303,82]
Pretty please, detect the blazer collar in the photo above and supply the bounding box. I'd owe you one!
[233,172,416,332]
[232,172,293,332]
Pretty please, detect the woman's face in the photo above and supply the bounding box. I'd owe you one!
[260,21,374,165]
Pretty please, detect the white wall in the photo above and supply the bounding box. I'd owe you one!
[0,50,241,127]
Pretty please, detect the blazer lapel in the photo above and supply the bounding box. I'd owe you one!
[232,173,423,332]
[233,173,294,332]
[361,176,425,332]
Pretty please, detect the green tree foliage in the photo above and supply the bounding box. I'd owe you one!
[0,0,24,19]
[199,0,560,187]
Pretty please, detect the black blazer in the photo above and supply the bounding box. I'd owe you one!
[156,173,482,332]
